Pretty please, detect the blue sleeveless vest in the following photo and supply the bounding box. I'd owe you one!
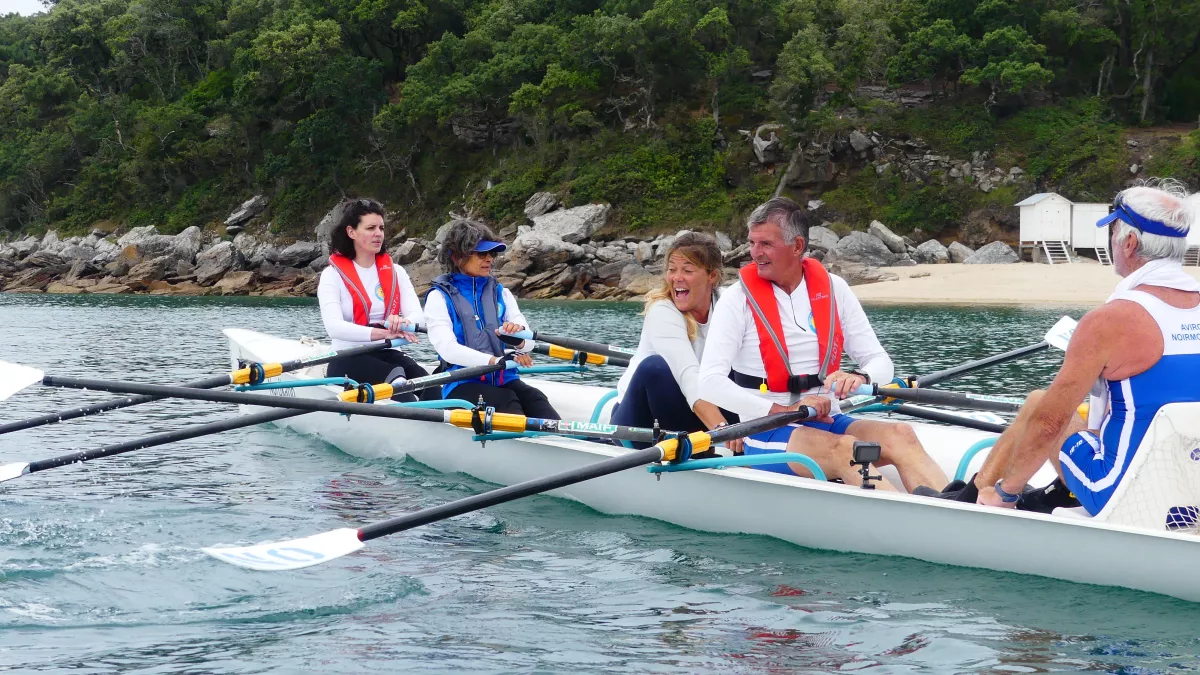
[427,273,517,396]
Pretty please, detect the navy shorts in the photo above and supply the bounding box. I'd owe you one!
[742,414,857,475]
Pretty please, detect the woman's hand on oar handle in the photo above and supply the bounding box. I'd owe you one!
[769,396,833,423]
[490,352,534,368]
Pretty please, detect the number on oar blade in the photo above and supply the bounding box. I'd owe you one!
[202,528,364,571]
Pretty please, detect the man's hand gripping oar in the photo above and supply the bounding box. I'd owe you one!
[199,406,821,572]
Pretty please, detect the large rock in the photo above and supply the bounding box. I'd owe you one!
[867,220,907,255]
[947,241,975,263]
[827,261,899,286]
[89,238,120,266]
[224,195,268,227]
[529,203,610,244]
[963,241,1020,264]
[594,244,633,265]
[172,226,203,263]
[752,124,787,164]
[618,263,658,296]
[195,241,237,285]
[20,249,65,269]
[524,192,561,220]
[723,242,751,266]
[233,232,268,268]
[4,265,67,291]
[315,201,350,243]
[122,256,171,291]
[510,231,585,270]
[912,239,950,265]
[390,240,425,265]
[826,231,901,267]
[807,226,840,254]
[268,241,322,268]
[10,236,39,259]
[39,230,62,254]
[406,259,442,297]
[214,270,257,295]
[848,130,874,153]
[714,231,733,252]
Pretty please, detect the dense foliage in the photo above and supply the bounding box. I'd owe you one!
[2,0,1200,236]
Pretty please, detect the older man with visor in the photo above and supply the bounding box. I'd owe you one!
[936,181,1200,514]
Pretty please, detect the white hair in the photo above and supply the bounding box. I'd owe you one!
[1112,179,1198,263]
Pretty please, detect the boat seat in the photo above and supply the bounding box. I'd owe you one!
[1090,402,1200,533]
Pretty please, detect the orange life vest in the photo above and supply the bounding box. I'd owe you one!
[739,258,843,393]
[328,252,402,326]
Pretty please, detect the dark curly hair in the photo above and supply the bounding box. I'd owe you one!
[438,219,501,274]
[330,198,387,258]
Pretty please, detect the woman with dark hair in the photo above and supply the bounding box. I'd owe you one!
[611,232,739,450]
[424,219,559,418]
[317,198,431,401]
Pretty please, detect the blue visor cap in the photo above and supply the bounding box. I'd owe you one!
[1097,202,1188,238]
[474,240,508,253]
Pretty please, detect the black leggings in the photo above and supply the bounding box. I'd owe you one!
[610,355,737,447]
[450,379,561,419]
[326,351,436,402]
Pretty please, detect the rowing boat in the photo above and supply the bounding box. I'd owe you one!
[226,328,1200,601]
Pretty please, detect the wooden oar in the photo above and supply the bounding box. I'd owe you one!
[500,330,633,360]
[0,336,414,437]
[201,407,816,571]
[1,365,693,446]
[0,363,504,484]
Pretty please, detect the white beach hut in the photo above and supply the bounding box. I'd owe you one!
[1016,193,1073,263]
[1071,202,1111,264]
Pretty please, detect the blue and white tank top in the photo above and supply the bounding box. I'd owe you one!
[1093,290,1200,492]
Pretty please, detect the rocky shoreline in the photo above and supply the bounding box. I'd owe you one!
[0,194,1021,300]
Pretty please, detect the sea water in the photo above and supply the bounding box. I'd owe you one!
[0,294,1197,673]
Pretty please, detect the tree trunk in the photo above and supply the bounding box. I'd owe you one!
[711,83,719,127]
[1140,49,1154,123]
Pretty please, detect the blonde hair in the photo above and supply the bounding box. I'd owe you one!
[643,232,725,341]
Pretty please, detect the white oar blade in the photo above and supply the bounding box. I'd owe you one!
[0,463,30,483]
[0,361,44,401]
[1044,316,1078,352]
[202,527,364,571]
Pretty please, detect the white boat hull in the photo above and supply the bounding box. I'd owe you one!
[226,328,1200,602]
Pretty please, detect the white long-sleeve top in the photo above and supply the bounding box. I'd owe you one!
[698,272,893,420]
[424,281,531,367]
[317,260,423,351]
[616,299,709,407]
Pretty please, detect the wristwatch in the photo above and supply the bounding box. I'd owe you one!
[847,369,871,384]
[994,479,1021,503]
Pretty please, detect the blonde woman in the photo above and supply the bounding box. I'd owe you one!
[612,232,739,450]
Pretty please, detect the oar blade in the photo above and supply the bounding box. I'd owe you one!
[0,361,43,401]
[0,462,30,483]
[203,527,364,571]
[1045,316,1078,352]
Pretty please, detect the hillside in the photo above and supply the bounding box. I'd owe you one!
[3,0,1200,242]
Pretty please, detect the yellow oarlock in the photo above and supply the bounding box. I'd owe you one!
[1077,402,1089,422]
[546,344,608,366]
[230,362,284,385]
[338,382,394,402]
[879,380,903,405]
[657,430,713,462]
[445,409,530,433]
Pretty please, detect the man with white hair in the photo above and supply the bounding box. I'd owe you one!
[698,197,949,491]
[943,182,1200,513]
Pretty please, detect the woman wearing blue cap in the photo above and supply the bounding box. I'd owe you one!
[424,219,561,418]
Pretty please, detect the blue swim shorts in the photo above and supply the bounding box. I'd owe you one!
[742,414,857,475]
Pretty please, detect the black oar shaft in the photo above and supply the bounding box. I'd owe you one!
[530,333,632,360]
[0,338,403,437]
[358,447,664,541]
[892,404,1008,434]
[42,376,448,423]
[357,408,811,542]
[869,385,1023,413]
[0,373,233,436]
[26,408,305,473]
[915,341,1048,388]
[524,342,631,368]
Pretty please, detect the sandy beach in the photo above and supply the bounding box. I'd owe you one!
[851,261,1200,307]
